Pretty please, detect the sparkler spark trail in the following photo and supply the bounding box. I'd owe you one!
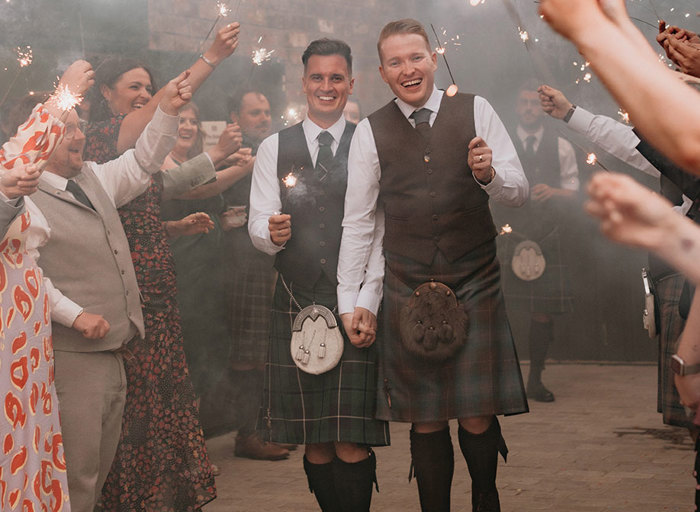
[196,2,231,56]
[49,84,82,113]
[618,108,630,124]
[518,28,529,43]
[217,1,230,16]
[429,24,458,96]
[500,224,513,235]
[16,46,33,68]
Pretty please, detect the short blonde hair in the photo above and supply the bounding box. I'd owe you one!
[377,19,431,62]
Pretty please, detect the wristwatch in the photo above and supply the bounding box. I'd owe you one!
[562,104,576,123]
[671,354,700,376]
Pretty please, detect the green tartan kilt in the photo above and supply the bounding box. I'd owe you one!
[377,241,529,423]
[258,276,390,446]
[656,273,695,428]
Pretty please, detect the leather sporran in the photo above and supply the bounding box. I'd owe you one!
[399,281,469,362]
[290,304,344,375]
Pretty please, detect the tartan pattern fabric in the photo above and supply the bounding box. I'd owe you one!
[656,273,694,428]
[226,226,277,363]
[496,225,574,315]
[376,243,529,423]
[259,277,390,446]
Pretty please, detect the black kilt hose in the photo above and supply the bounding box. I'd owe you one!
[377,242,529,423]
[260,276,390,446]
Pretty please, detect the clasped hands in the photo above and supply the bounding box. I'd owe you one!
[340,307,377,349]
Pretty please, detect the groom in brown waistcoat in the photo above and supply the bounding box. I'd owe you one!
[337,19,529,512]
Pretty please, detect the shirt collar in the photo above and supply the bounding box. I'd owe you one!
[302,115,347,148]
[395,86,444,120]
[40,171,70,191]
[516,124,544,147]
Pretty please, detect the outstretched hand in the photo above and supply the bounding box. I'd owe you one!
[160,70,192,115]
[204,22,241,66]
[0,164,42,199]
[538,85,573,120]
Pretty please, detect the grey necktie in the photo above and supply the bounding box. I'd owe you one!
[410,108,432,137]
[316,131,334,182]
[66,179,95,210]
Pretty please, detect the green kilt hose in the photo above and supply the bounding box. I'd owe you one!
[260,276,390,446]
[655,272,694,428]
[376,242,529,423]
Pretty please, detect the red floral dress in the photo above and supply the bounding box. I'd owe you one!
[0,105,71,511]
[86,117,215,511]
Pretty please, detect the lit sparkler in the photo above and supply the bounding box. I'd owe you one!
[281,104,305,126]
[251,36,275,66]
[518,28,529,43]
[429,24,459,97]
[16,46,33,68]
[217,1,230,16]
[573,61,593,85]
[586,153,597,166]
[500,224,513,235]
[49,83,83,113]
[196,2,231,56]
[282,172,297,188]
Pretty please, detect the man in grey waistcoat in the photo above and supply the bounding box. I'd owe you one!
[24,72,193,512]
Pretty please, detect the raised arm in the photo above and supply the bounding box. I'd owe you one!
[116,23,240,154]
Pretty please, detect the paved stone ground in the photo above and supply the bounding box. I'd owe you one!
[203,363,696,511]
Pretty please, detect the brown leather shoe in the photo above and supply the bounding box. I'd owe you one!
[234,433,290,461]
[274,442,298,451]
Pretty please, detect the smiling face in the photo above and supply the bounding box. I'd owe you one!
[302,54,354,129]
[174,107,199,154]
[46,110,85,178]
[379,33,437,108]
[101,67,153,116]
[516,89,544,131]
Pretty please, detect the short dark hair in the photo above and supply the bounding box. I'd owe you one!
[227,87,267,115]
[517,78,542,96]
[377,19,431,62]
[301,39,352,76]
[89,56,156,123]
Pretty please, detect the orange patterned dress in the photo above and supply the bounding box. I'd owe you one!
[0,104,71,511]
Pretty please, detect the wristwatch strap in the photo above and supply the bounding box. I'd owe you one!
[563,105,576,123]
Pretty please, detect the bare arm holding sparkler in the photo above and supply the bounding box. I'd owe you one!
[665,37,700,78]
[116,23,240,154]
[539,0,700,174]
[658,21,700,61]
[44,60,95,120]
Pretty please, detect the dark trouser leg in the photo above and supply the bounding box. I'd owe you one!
[458,419,504,512]
[409,428,454,512]
[233,368,263,436]
[527,314,555,402]
[304,456,341,512]
[332,450,377,512]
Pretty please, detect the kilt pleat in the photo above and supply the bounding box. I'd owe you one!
[377,242,529,423]
[259,277,390,446]
[226,227,277,363]
[656,273,694,428]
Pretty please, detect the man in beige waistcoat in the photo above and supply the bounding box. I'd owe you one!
[24,72,194,512]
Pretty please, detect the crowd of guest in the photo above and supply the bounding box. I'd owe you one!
[0,4,699,511]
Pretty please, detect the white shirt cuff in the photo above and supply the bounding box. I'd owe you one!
[52,298,84,328]
[567,107,594,133]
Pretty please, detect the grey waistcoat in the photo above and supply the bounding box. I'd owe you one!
[31,165,145,352]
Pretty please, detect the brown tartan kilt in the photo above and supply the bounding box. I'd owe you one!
[655,272,695,428]
[225,226,277,364]
[259,276,390,446]
[377,241,529,423]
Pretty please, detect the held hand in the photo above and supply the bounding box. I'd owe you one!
[210,123,243,164]
[467,137,494,183]
[666,38,700,78]
[58,60,95,98]
[166,212,214,238]
[268,213,291,246]
[72,312,110,339]
[585,172,675,251]
[159,70,192,115]
[341,307,377,348]
[0,164,42,199]
[204,22,241,65]
[538,84,572,120]
[222,147,253,169]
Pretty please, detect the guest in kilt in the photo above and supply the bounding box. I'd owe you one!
[492,80,580,402]
[337,20,529,512]
[249,39,389,512]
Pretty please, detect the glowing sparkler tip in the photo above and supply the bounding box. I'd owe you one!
[586,153,598,166]
[469,0,480,5]
[500,224,513,235]
[618,108,630,124]
[436,47,446,55]
[16,46,33,68]
[518,29,529,43]
[446,84,459,97]
[282,172,297,188]
[251,47,275,66]
[49,84,82,112]
[216,1,230,17]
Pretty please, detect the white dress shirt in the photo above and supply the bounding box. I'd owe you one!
[515,124,580,191]
[248,115,386,312]
[25,105,179,328]
[337,86,528,315]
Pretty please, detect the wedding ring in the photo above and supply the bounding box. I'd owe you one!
[478,155,483,162]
